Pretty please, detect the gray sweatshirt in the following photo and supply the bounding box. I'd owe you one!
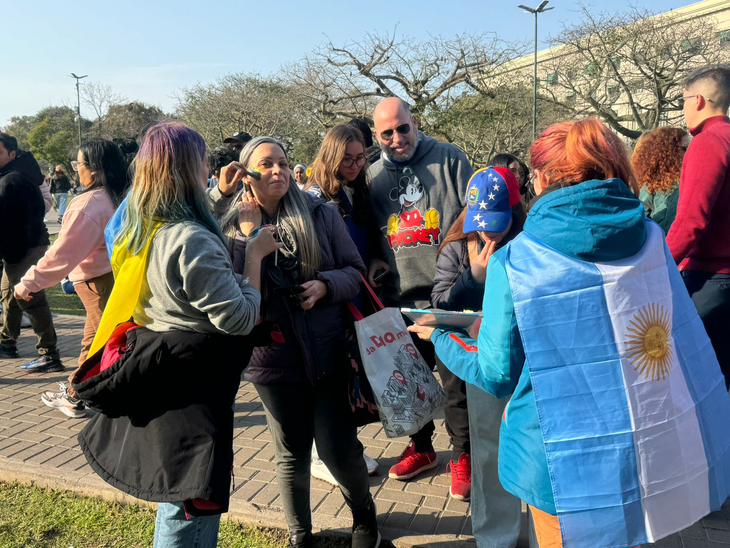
[133,221,261,335]
[367,133,474,308]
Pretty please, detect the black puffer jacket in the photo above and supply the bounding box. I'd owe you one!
[73,326,267,513]
[0,172,49,263]
[0,149,44,187]
[50,172,72,193]
[233,194,366,384]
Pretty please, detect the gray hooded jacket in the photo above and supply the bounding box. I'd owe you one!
[367,132,473,308]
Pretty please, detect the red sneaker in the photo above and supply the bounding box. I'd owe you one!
[447,453,472,501]
[388,440,438,480]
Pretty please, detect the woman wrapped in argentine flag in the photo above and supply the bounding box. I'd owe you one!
[409,118,730,548]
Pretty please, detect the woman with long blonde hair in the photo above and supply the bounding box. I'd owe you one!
[76,122,280,548]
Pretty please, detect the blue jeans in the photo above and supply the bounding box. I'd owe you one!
[54,193,69,216]
[153,502,221,548]
[466,383,525,548]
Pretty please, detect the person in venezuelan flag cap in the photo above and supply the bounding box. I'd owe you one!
[410,118,730,548]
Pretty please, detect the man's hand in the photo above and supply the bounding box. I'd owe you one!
[367,259,390,287]
[408,324,436,341]
[298,280,327,311]
[218,161,248,197]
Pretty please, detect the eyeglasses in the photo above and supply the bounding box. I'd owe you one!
[70,161,84,172]
[379,123,411,140]
[679,94,715,109]
[341,156,366,168]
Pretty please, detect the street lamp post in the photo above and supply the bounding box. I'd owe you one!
[69,73,88,146]
[518,1,554,139]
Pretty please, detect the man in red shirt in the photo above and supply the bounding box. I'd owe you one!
[666,65,730,388]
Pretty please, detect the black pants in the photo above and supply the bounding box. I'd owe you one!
[683,271,730,389]
[254,372,371,536]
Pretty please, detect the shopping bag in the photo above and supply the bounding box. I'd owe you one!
[348,278,447,438]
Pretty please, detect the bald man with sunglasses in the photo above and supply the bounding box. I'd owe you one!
[366,97,476,489]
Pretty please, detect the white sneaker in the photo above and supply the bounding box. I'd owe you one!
[364,453,379,475]
[41,382,86,419]
[311,446,339,487]
[21,314,31,328]
[311,447,379,487]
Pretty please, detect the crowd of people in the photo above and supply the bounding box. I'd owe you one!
[0,63,729,548]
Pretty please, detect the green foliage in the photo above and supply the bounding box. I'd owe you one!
[23,106,88,171]
[92,101,167,140]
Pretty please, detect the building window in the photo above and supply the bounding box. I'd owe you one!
[546,73,558,85]
[584,62,599,75]
[718,30,730,49]
[607,85,620,101]
[681,37,702,55]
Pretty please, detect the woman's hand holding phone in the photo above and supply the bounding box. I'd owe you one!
[298,280,327,311]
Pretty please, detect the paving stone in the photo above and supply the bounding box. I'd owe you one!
[4,316,730,548]
[409,507,439,535]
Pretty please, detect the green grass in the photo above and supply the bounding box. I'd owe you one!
[0,481,302,548]
[45,234,86,317]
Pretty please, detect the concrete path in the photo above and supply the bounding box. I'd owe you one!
[1,315,729,547]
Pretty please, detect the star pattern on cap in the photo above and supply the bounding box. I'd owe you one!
[478,221,487,228]
[472,213,483,221]
[493,184,500,191]
[478,200,488,209]
[490,175,499,183]
[488,192,496,200]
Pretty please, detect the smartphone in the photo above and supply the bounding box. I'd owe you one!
[273,285,305,297]
[373,269,390,283]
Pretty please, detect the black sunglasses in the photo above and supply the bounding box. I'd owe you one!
[379,123,411,140]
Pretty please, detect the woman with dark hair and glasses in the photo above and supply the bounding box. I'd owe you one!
[15,139,129,417]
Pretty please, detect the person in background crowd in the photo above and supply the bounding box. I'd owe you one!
[224,131,252,157]
[0,166,61,370]
[348,118,381,165]
[294,164,308,189]
[221,136,380,548]
[304,123,379,485]
[14,139,129,416]
[666,64,730,389]
[113,137,139,170]
[431,166,526,545]
[411,117,730,548]
[0,133,50,329]
[367,97,474,484]
[631,127,689,234]
[50,165,73,223]
[208,145,237,189]
[490,153,533,205]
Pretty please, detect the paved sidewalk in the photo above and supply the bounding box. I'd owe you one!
[1,315,729,547]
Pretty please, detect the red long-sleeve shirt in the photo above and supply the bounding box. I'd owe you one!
[666,115,730,273]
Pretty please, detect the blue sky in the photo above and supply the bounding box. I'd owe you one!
[1,0,697,126]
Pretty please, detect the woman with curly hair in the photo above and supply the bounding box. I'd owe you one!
[631,127,690,233]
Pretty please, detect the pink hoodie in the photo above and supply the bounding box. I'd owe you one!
[15,188,116,299]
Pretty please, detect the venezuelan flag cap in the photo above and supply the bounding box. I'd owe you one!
[463,166,520,234]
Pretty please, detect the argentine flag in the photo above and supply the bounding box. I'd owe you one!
[505,221,730,548]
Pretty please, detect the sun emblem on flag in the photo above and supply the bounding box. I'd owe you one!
[624,303,673,381]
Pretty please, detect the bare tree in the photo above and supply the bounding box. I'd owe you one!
[537,4,725,139]
[82,82,127,137]
[286,30,527,133]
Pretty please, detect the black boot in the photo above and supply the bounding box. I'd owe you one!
[352,499,381,548]
[289,531,313,548]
